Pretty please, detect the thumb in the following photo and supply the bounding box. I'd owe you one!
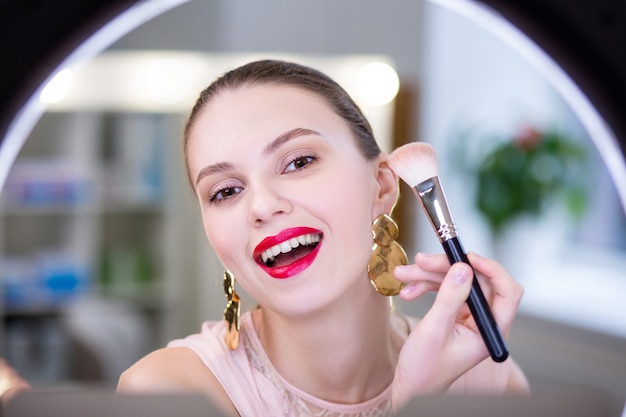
[427,262,473,327]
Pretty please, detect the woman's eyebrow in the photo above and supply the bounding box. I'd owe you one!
[195,128,322,187]
[263,127,322,157]
[195,161,234,187]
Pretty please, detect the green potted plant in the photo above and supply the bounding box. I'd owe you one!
[461,125,588,237]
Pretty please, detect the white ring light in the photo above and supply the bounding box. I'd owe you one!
[0,0,191,190]
[428,0,626,214]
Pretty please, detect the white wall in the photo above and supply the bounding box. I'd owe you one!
[418,1,626,340]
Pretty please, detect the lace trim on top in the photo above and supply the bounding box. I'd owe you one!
[240,313,393,417]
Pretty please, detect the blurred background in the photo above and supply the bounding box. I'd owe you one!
[1,0,625,405]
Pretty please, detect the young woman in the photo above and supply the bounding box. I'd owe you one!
[117,59,529,416]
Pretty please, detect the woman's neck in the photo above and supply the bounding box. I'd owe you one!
[252,288,407,404]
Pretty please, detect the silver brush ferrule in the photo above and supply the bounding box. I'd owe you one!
[414,176,458,242]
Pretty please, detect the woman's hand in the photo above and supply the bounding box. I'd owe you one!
[390,252,525,410]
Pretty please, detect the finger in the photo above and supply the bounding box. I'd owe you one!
[468,252,523,302]
[473,270,495,306]
[399,280,439,300]
[414,252,453,273]
[393,262,445,285]
[468,252,524,331]
[468,252,522,298]
[422,263,474,331]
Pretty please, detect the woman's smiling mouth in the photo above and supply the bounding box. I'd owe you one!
[254,227,323,279]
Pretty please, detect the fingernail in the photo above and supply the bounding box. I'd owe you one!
[400,283,416,297]
[394,265,412,274]
[453,264,470,285]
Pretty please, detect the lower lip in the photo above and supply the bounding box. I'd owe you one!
[259,241,322,279]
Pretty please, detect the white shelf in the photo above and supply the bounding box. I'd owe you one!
[1,110,192,386]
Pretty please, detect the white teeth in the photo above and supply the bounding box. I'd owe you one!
[260,233,321,264]
[280,241,292,253]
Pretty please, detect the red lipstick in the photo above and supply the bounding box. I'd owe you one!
[254,227,322,279]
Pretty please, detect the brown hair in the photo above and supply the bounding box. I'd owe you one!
[183,59,382,180]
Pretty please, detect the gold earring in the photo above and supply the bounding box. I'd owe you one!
[368,214,408,296]
[223,270,240,350]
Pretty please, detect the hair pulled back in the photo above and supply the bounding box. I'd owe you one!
[183,59,382,176]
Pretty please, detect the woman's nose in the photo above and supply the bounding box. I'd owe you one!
[247,179,292,226]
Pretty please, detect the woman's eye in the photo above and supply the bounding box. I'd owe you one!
[209,186,243,203]
[284,155,317,173]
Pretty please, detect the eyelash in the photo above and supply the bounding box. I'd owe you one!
[208,183,243,203]
[283,153,318,173]
[207,153,319,204]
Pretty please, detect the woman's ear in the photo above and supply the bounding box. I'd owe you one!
[372,153,400,218]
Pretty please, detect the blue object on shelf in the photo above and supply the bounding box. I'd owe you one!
[1,253,92,311]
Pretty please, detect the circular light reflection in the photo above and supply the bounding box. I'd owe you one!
[39,68,74,104]
[355,61,399,106]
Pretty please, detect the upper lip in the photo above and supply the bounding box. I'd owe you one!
[253,227,322,262]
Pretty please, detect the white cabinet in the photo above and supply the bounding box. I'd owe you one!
[0,110,196,386]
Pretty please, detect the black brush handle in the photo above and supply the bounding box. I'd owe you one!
[442,237,509,362]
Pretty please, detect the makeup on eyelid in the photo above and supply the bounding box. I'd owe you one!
[195,135,324,192]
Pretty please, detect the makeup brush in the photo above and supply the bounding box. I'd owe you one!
[389,142,509,363]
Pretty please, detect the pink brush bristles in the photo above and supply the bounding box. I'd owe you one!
[388,142,439,187]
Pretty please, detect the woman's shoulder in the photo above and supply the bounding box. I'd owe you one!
[117,347,214,393]
[117,347,238,415]
[116,314,234,394]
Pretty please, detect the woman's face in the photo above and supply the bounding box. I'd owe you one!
[187,84,393,315]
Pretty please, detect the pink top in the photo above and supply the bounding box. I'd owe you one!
[167,311,512,414]
[167,311,393,417]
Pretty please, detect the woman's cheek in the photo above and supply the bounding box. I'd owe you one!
[202,211,237,259]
